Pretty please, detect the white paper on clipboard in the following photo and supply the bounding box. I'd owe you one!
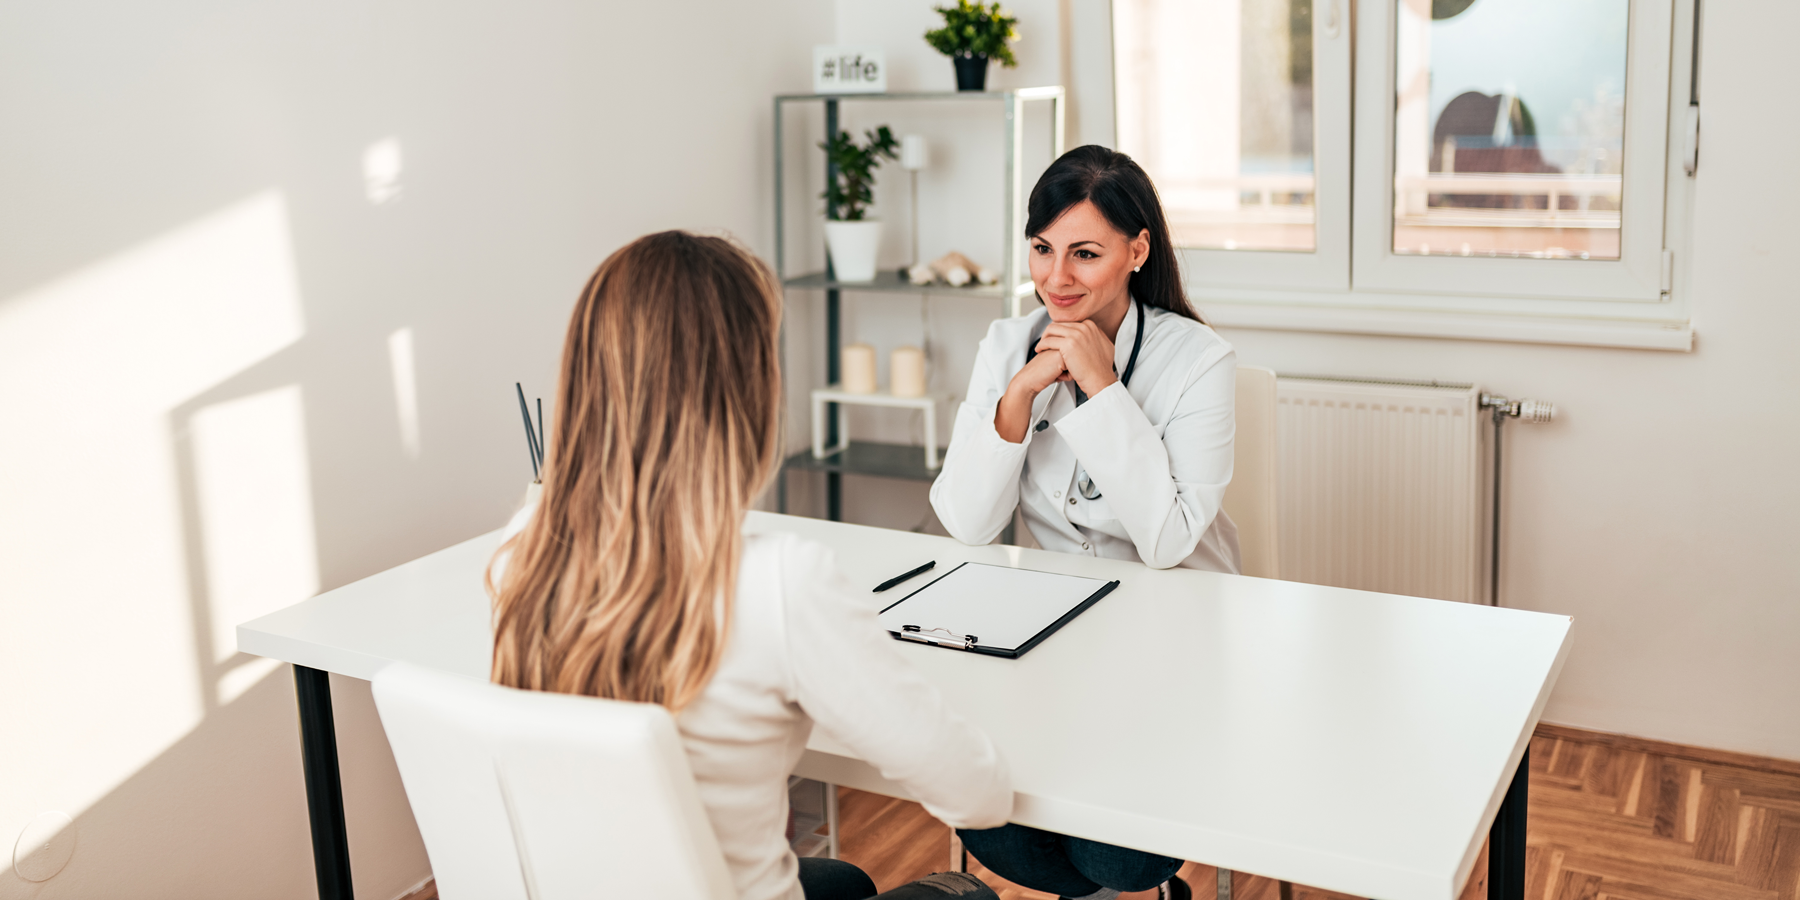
[875,562,1113,653]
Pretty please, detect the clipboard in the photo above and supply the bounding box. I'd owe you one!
[875,562,1120,659]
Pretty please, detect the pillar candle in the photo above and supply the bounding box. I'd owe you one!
[890,346,927,397]
[842,342,877,393]
[900,134,930,170]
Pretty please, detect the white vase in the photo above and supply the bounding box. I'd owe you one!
[824,220,882,282]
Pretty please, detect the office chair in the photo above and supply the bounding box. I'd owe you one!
[1222,365,1281,580]
[371,662,736,900]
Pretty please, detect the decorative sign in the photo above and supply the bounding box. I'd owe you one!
[813,46,887,94]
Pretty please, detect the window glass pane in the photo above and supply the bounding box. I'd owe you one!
[1393,0,1628,260]
[1114,0,1316,252]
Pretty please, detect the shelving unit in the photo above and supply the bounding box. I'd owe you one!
[811,387,950,470]
[773,87,1065,521]
[787,774,838,859]
[781,268,1009,299]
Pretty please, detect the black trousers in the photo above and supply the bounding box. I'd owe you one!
[797,858,999,900]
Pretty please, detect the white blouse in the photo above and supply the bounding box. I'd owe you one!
[930,301,1241,573]
[499,509,1013,900]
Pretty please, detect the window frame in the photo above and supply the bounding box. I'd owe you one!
[1165,0,1698,350]
[1156,0,1355,293]
[1351,0,1671,303]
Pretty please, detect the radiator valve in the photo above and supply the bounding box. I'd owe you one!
[1481,393,1556,424]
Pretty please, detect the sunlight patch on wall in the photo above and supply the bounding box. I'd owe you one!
[364,137,404,205]
[216,657,283,706]
[0,190,306,834]
[388,327,422,459]
[191,385,320,667]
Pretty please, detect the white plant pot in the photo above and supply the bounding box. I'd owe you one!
[824,220,882,282]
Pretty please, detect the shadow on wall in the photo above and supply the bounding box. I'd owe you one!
[6,670,412,900]
[1,0,835,893]
[0,191,432,899]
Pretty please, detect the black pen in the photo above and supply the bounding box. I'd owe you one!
[873,560,936,593]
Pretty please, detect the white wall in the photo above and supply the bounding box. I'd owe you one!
[4,2,1791,895]
[830,0,1800,762]
[0,0,832,896]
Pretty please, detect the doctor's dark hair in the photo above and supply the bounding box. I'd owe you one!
[1025,145,1202,323]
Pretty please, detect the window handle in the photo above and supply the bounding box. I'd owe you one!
[1683,103,1700,176]
[1323,0,1342,39]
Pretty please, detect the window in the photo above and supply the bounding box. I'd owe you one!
[1392,0,1627,261]
[1112,0,1697,349]
[1114,0,1318,253]
[1114,0,1353,291]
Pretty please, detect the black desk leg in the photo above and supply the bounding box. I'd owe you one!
[1488,748,1529,900]
[295,665,355,900]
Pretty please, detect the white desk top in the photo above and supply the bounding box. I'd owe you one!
[240,511,1571,900]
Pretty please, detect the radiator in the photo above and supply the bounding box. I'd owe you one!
[1275,377,1487,604]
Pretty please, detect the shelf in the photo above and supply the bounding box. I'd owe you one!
[783,441,948,483]
[783,269,1027,300]
[773,85,1064,520]
[811,390,946,468]
[811,386,947,409]
[775,88,1064,104]
[791,831,831,859]
[788,776,833,859]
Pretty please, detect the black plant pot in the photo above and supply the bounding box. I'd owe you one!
[953,55,990,91]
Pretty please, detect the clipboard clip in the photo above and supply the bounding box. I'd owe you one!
[900,625,979,650]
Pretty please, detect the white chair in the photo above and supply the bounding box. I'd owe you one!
[1216,366,1287,900]
[1222,365,1280,579]
[371,662,736,900]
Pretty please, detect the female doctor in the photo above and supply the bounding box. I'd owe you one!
[929,144,1240,575]
[927,145,1237,900]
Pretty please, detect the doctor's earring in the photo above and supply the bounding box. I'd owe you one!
[1133,265,1142,273]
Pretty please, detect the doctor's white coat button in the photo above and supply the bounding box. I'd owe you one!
[1069,497,1077,505]
[1082,542,1091,550]
[1053,491,1061,498]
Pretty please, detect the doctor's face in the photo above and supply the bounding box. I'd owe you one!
[1028,200,1149,327]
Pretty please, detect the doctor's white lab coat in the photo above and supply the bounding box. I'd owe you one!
[929,301,1241,573]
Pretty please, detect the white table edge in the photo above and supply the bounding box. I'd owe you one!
[236,628,394,683]
[1448,623,1575,894]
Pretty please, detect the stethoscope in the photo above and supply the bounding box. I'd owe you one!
[1025,298,1146,501]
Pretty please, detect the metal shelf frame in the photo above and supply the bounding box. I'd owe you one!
[773,88,1065,521]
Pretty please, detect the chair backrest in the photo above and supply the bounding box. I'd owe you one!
[1223,365,1281,579]
[371,662,736,900]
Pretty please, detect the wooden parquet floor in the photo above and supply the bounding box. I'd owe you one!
[837,724,1800,900]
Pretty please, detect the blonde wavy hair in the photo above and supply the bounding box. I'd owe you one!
[489,231,783,711]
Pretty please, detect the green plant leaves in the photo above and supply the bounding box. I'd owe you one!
[924,0,1019,68]
[819,125,900,221]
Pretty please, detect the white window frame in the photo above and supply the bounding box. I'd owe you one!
[1177,0,1698,351]
[1167,0,1354,293]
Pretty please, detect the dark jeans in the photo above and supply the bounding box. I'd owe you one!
[957,824,1183,898]
[798,857,999,900]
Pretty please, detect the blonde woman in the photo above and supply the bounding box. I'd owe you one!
[488,232,1011,900]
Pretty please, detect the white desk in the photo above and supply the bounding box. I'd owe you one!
[241,512,1571,900]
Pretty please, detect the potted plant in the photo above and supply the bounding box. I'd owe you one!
[924,0,1019,91]
[820,125,899,282]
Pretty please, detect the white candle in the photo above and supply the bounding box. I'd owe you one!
[900,134,930,171]
[842,342,877,394]
[890,346,927,397]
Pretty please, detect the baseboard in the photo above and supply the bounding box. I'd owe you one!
[393,875,436,900]
[1535,721,1800,778]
